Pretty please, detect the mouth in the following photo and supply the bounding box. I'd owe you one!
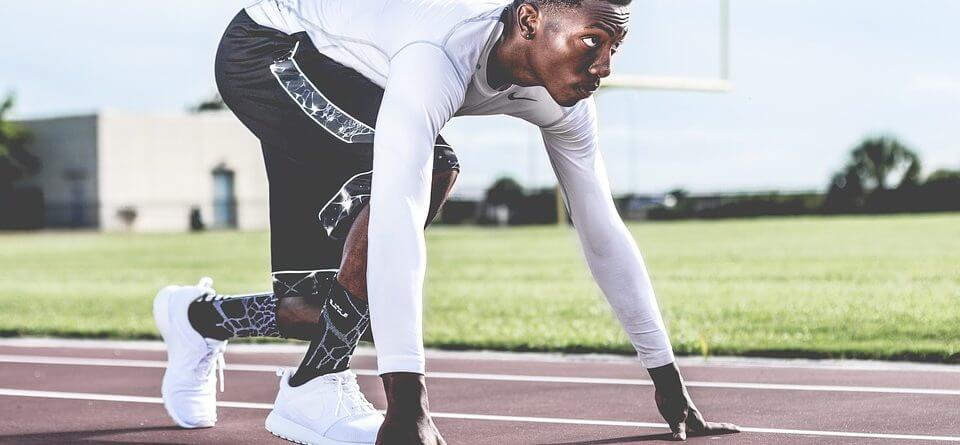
[574,80,601,98]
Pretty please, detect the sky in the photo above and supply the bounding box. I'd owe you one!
[2,0,958,197]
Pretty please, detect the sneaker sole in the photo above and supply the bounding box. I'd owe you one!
[266,410,371,445]
[154,287,215,430]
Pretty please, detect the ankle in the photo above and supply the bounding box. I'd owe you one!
[288,365,350,387]
[187,292,280,340]
[277,296,323,340]
[382,372,430,414]
[187,299,232,341]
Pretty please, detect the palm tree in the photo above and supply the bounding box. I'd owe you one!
[847,136,921,192]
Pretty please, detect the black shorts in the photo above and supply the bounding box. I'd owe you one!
[215,11,459,284]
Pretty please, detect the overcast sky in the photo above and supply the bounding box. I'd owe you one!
[2,0,958,196]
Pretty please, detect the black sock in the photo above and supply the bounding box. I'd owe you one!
[187,292,281,341]
[289,281,369,387]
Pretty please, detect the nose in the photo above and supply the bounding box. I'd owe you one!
[588,51,612,79]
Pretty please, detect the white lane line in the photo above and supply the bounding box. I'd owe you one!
[0,388,272,410]
[1,388,959,442]
[2,354,960,397]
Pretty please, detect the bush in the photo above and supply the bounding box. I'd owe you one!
[647,193,823,221]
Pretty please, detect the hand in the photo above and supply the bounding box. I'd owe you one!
[648,362,740,441]
[377,372,446,445]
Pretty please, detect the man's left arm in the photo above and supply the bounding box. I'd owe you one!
[541,98,739,440]
[541,98,673,368]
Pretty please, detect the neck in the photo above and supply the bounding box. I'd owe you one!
[487,13,538,90]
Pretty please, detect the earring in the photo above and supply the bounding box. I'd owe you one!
[524,33,534,40]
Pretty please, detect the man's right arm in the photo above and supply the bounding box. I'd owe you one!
[367,43,466,376]
[367,43,465,445]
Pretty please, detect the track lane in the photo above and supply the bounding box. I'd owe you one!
[1,359,959,440]
[2,390,959,444]
[1,341,959,444]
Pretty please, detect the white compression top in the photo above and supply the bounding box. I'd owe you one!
[246,0,676,374]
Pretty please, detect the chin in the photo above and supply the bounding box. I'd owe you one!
[549,90,584,107]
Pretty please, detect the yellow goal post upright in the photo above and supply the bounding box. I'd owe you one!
[555,0,732,224]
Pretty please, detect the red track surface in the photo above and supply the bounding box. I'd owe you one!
[1,340,958,444]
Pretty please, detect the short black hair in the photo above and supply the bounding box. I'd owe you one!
[512,0,632,10]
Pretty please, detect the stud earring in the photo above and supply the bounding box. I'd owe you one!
[524,33,534,40]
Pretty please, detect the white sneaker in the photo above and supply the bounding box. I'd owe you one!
[266,368,383,445]
[153,277,228,429]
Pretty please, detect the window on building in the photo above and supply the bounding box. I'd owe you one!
[212,166,237,229]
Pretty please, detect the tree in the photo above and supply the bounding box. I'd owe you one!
[0,94,38,190]
[926,168,960,184]
[190,92,227,113]
[485,177,524,208]
[823,135,921,213]
[823,165,865,212]
[847,136,921,192]
[484,176,524,225]
[918,168,960,212]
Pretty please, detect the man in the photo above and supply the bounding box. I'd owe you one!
[153,0,739,443]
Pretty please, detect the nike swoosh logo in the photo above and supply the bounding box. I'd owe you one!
[507,92,536,102]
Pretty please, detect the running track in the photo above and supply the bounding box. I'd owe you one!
[1,339,958,444]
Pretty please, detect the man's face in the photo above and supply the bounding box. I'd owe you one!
[525,0,629,106]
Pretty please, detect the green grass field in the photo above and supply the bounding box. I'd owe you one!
[2,214,959,362]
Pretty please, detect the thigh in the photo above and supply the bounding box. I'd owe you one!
[215,10,460,275]
[215,11,376,168]
[217,12,374,272]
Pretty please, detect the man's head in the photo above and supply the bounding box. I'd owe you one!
[507,0,630,106]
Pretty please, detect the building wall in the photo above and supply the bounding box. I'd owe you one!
[19,115,99,228]
[97,111,269,232]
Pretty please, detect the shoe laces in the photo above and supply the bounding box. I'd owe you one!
[325,372,376,416]
[197,340,227,392]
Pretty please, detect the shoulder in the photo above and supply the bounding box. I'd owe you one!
[538,97,597,134]
[537,98,598,153]
[391,0,508,82]
[397,0,508,45]
[436,0,509,79]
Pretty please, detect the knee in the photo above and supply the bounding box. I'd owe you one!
[337,266,367,300]
[431,169,458,198]
[276,296,322,340]
[427,169,458,225]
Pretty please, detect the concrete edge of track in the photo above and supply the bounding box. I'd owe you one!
[1,337,957,373]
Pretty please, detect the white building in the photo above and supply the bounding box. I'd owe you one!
[19,111,268,232]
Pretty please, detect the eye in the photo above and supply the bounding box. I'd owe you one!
[581,36,601,48]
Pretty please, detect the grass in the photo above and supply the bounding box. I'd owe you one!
[2,213,959,362]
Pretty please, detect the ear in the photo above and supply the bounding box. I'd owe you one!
[516,2,541,38]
